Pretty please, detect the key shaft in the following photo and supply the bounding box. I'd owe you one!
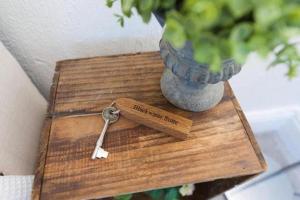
[91,118,110,159]
[91,106,120,160]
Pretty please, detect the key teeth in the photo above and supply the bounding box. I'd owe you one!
[96,148,109,159]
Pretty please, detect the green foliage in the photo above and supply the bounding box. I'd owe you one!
[106,0,117,7]
[113,187,181,200]
[270,42,300,78]
[146,189,164,200]
[114,14,125,26]
[114,194,133,200]
[163,12,187,48]
[106,0,300,77]
[164,188,179,200]
[146,187,180,200]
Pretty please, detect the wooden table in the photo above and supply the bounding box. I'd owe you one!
[33,52,266,200]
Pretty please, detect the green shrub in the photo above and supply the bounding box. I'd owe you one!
[107,0,300,77]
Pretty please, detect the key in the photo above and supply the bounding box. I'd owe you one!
[91,106,119,159]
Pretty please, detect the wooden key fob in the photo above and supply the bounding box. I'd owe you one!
[115,98,192,140]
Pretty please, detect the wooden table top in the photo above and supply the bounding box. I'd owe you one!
[33,51,266,200]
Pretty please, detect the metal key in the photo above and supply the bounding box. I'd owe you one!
[91,106,119,159]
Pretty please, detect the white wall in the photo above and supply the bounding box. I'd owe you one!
[0,1,299,113]
[0,0,162,98]
[230,53,300,113]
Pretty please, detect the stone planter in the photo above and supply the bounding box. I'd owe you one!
[155,13,242,112]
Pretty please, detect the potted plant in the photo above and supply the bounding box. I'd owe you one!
[107,0,300,112]
[105,1,299,199]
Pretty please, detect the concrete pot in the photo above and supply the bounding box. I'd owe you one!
[155,13,242,112]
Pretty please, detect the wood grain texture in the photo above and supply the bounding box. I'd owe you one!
[34,51,266,200]
[115,98,192,140]
[32,119,52,200]
[228,85,267,170]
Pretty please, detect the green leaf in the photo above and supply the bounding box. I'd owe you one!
[276,44,300,63]
[186,1,219,29]
[160,0,176,9]
[114,14,125,27]
[141,12,152,23]
[284,5,300,26]
[106,0,116,8]
[164,188,179,200]
[218,39,231,59]
[152,0,160,10]
[137,0,154,22]
[193,41,216,64]
[114,194,132,200]
[248,34,269,57]
[255,4,282,28]
[210,54,222,73]
[146,189,164,200]
[139,0,154,12]
[121,0,135,17]
[163,16,187,48]
[280,27,300,39]
[218,7,235,27]
[193,33,217,63]
[230,23,253,41]
[287,63,298,78]
[231,42,250,63]
[226,0,253,18]
[269,43,300,79]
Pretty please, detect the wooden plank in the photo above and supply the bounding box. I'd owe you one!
[34,51,266,200]
[226,83,267,170]
[33,62,61,199]
[53,52,165,114]
[32,118,52,200]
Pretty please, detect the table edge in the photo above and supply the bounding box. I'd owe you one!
[226,82,267,170]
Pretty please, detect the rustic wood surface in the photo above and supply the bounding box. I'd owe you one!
[32,119,52,200]
[115,98,192,140]
[33,51,266,200]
